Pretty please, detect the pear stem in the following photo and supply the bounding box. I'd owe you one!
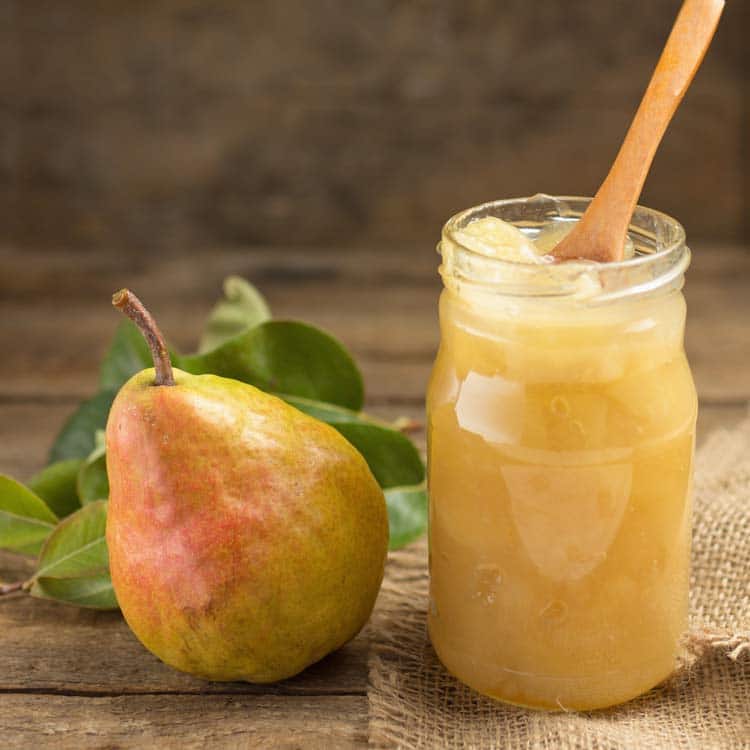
[112,289,176,386]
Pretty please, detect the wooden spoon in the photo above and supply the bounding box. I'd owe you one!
[552,0,725,263]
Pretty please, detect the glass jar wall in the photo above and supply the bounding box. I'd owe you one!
[427,195,697,711]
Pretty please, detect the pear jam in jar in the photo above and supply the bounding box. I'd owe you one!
[426,196,696,711]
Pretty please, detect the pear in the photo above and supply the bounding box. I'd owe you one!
[106,289,388,682]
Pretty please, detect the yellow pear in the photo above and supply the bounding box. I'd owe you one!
[106,290,388,682]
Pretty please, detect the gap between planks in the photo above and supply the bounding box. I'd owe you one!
[0,393,746,408]
[0,686,366,698]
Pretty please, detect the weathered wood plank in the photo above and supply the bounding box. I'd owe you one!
[0,578,370,696]
[1,1,744,250]
[0,694,367,749]
[1,245,748,402]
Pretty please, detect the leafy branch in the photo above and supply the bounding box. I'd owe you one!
[0,277,427,609]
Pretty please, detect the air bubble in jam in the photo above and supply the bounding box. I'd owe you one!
[549,395,571,418]
[539,599,569,625]
[471,563,503,607]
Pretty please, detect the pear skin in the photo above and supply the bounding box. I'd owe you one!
[106,367,388,682]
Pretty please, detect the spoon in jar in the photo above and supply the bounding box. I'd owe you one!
[552,0,725,263]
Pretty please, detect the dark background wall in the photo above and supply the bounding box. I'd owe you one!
[1,0,746,256]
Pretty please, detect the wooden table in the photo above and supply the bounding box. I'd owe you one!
[1,243,748,748]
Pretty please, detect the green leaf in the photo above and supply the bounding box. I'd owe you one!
[34,501,109,579]
[27,460,83,518]
[385,483,428,550]
[180,321,364,410]
[77,444,109,504]
[0,475,58,555]
[29,502,117,610]
[99,320,156,390]
[281,394,370,425]
[31,573,117,610]
[48,390,117,464]
[329,422,424,489]
[199,276,271,353]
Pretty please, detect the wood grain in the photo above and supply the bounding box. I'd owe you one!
[0,563,371,696]
[1,244,749,403]
[0,1,744,252]
[0,694,367,749]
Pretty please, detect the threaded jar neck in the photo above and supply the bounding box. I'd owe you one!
[439,195,689,306]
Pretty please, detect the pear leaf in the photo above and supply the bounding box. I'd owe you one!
[29,502,117,610]
[180,321,364,410]
[34,501,109,579]
[31,572,118,610]
[385,483,428,550]
[199,276,271,353]
[281,394,379,425]
[77,443,109,504]
[48,390,117,463]
[100,320,154,390]
[28,459,83,518]
[0,475,58,555]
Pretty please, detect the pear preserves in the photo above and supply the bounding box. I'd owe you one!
[427,201,696,710]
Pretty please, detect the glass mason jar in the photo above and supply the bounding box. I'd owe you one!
[426,195,697,711]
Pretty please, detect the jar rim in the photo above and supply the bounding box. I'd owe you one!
[439,195,690,304]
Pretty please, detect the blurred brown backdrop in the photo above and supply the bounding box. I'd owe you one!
[0,0,747,256]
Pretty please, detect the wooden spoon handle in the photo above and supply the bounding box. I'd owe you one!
[553,0,725,262]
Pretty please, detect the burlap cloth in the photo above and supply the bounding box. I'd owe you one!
[368,417,750,749]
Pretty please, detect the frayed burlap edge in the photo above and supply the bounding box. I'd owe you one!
[368,415,750,749]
